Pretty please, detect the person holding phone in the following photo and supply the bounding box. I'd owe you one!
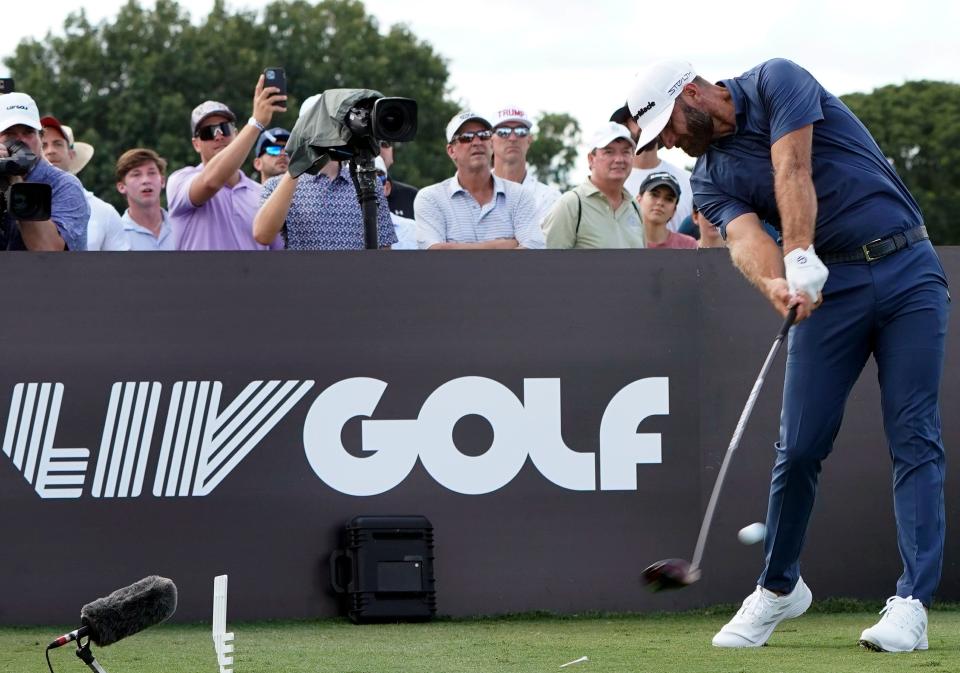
[166,72,286,250]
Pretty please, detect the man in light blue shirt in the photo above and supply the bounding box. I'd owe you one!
[116,148,174,251]
[414,111,544,250]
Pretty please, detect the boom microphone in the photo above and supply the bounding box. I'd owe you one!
[47,576,177,649]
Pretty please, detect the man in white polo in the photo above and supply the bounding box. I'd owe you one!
[40,115,130,251]
[415,111,544,249]
[491,105,560,229]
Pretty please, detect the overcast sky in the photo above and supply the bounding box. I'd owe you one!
[5,0,959,177]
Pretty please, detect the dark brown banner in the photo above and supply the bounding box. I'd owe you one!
[0,249,956,623]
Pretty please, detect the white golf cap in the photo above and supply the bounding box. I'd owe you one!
[587,122,636,152]
[492,105,532,129]
[0,92,41,133]
[626,60,697,150]
[445,110,491,143]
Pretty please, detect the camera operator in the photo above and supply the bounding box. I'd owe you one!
[0,93,88,251]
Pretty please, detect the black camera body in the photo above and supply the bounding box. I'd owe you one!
[346,97,418,148]
[0,141,52,222]
[0,140,37,177]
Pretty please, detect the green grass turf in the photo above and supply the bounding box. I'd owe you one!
[8,602,960,673]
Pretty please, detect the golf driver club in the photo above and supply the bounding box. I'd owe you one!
[642,305,797,591]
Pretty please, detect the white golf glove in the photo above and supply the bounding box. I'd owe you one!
[783,245,829,302]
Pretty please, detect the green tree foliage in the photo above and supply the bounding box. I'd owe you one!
[3,0,461,208]
[528,112,581,191]
[841,81,960,244]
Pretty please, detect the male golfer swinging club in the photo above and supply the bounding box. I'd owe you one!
[624,59,948,652]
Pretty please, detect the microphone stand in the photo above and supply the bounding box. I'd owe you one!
[76,641,109,673]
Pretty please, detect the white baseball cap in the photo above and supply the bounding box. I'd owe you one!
[492,105,532,129]
[0,92,41,133]
[587,122,636,152]
[445,110,491,143]
[626,60,697,150]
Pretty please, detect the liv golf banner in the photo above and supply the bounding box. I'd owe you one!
[1,250,958,623]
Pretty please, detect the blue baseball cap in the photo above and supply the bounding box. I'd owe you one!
[254,127,291,157]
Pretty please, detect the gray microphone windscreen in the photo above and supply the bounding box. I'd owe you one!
[80,575,178,646]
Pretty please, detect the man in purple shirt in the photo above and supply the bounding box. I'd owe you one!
[166,74,286,250]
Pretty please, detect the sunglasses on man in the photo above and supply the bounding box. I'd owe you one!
[453,129,494,144]
[494,127,530,139]
[195,121,236,141]
[261,145,287,157]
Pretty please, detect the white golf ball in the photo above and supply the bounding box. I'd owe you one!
[738,522,766,545]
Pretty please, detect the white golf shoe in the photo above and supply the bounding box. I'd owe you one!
[859,595,929,652]
[712,577,812,648]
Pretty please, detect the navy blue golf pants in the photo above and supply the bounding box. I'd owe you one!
[759,240,949,606]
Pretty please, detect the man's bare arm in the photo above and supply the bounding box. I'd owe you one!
[17,220,66,250]
[253,173,297,245]
[771,124,816,254]
[727,213,816,321]
[188,75,286,207]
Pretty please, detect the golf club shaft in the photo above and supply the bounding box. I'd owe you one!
[689,306,796,573]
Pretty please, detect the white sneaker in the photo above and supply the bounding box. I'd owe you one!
[859,596,929,652]
[712,577,812,648]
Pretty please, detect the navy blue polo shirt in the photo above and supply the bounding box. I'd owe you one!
[692,58,922,253]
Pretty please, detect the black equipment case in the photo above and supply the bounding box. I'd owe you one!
[329,515,437,623]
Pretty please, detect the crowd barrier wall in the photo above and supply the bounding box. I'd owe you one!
[1,249,957,623]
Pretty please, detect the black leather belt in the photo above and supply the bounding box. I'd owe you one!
[819,225,929,265]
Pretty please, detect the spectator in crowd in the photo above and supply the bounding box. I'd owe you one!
[166,74,286,250]
[40,116,129,251]
[115,148,174,251]
[253,127,290,184]
[378,140,418,219]
[611,104,693,232]
[0,92,87,251]
[491,105,560,228]
[376,156,416,249]
[543,122,643,249]
[693,203,726,248]
[253,154,396,250]
[415,111,544,250]
[639,172,698,249]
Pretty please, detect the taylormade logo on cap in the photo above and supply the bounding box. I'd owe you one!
[626,60,697,149]
[633,101,656,118]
